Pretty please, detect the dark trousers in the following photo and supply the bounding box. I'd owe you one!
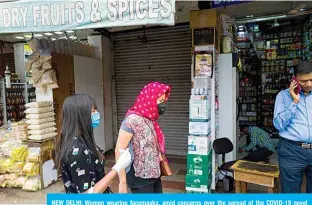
[278,138,312,193]
[243,147,273,162]
[130,178,163,193]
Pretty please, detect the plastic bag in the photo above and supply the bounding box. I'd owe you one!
[25,106,54,114]
[28,122,55,130]
[42,60,52,70]
[29,127,56,135]
[41,70,54,85]
[27,148,41,163]
[28,132,57,141]
[10,161,25,173]
[28,39,42,51]
[11,145,28,161]
[22,162,36,176]
[14,176,28,188]
[22,176,41,191]
[1,158,15,172]
[25,101,53,108]
[26,117,55,125]
[25,51,40,71]
[26,112,55,119]
[0,174,4,184]
[47,70,59,89]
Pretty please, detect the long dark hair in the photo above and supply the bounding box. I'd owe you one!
[55,94,102,170]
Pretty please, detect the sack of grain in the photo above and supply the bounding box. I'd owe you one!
[25,101,53,108]
[28,132,57,141]
[25,106,54,114]
[28,122,56,130]
[26,112,55,119]
[28,127,56,135]
[26,117,55,125]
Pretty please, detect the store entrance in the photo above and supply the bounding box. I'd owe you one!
[236,14,312,162]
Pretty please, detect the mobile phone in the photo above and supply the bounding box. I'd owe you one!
[291,75,301,95]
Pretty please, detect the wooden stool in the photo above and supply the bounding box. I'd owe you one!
[230,160,279,193]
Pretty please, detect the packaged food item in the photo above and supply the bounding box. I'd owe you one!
[10,162,25,173]
[25,106,54,114]
[29,127,57,135]
[25,101,53,108]
[5,179,15,188]
[1,158,15,172]
[22,176,41,191]
[26,112,55,119]
[28,122,56,130]
[27,147,41,163]
[28,132,57,141]
[4,173,18,180]
[0,180,6,188]
[22,162,36,176]
[14,176,28,188]
[11,145,28,161]
[0,174,5,183]
[25,51,40,71]
[33,164,40,176]
[26,117,55,125]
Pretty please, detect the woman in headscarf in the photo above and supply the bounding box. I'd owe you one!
[115,82,171,193]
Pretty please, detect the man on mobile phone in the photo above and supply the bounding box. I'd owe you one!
[274,61,312,193]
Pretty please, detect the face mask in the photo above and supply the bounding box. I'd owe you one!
[157,102,166,115]
[91,111,100,129]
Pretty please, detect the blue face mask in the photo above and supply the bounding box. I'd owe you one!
[91,111,100,129]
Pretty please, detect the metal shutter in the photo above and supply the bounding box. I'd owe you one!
[113,25,192,156]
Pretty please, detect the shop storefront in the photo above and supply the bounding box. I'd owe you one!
[0,0,176,194]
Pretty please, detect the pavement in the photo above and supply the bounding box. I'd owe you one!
[0,152,186,204]
[0,151,309,204]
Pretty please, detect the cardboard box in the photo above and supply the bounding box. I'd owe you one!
[187,150,213,167]
[185,174,212,193]
[188,135,211,155]
[190,9,219,29]
[187,163,212,177]
[189,99,211,121]
[189,121,211,136]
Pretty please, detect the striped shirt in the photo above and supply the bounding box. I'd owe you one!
[244,126,275,152]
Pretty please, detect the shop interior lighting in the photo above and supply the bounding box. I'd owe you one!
[237,14,287,24]
[34,34,43,37]
[69,36,77,39]
[55,31,64,35]
[66,30,74,33]
[51,38,57,41]
[24,34,32,38]
[15,36,24,39]
[44,32,54,36]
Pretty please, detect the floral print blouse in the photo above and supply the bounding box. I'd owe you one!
[121,114,161,179]
[61,137,112,194]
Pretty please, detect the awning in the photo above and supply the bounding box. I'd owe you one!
[0,0,176,33]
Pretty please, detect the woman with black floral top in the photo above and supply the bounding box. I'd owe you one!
[55,94,131,194]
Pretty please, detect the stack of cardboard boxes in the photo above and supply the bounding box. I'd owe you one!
[186,94,213,193]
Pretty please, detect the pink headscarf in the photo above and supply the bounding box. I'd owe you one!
[125,82,171,154]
